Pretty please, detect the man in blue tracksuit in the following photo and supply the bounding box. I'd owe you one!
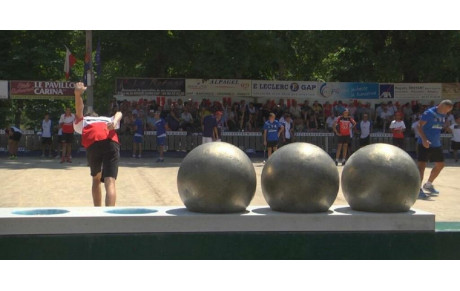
[154,111,168,163]
[263,113,284,158]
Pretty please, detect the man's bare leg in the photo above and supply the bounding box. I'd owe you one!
[92,172,102,206]
[104,177,117,206]
[427,162,445,183]
[418,161,427,184]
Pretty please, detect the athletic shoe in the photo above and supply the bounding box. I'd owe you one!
[423,183,439,196]
[342,160,346,166]
[156,158,164,163]
[417,189,431,200]
[335,160,338,166]
[60,157,65,163]
[66,157,72,163]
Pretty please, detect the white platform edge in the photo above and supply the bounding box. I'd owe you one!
[0,205,435,235]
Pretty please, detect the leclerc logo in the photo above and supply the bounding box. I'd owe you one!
[290,83,299,92]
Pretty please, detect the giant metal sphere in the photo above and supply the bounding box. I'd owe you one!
[177,142,257,213]
[341,143,420,212]
[261,142,339,213]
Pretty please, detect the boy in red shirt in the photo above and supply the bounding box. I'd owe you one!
[73,82,123,207]
[390,112,406,149]
[333,109,356,166]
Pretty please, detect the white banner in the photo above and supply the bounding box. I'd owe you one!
[251,80,318,98]
[186,79,251,97]
[394,83,442,100]
[0,81,8,99]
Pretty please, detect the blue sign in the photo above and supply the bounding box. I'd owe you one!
[319,82,379,100]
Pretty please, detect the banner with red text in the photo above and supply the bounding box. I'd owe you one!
[10,81,75,100]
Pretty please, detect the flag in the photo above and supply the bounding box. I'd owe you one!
[83,51,90,86]
[95,38,101,76]
[64,46,76,80]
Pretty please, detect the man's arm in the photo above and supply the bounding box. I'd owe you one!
[213,126,218,140]
[108,112,123,131]
[278,125,285,138]
[417,120,430,148]
[74,82,86,120]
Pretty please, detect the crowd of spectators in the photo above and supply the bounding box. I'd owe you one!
[110,97,460,137]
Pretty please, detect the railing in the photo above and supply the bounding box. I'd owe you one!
[1,129,454,154]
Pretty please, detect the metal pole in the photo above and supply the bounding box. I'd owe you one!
[86,30,93,111]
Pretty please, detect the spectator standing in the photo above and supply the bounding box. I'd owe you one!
[306,113,319,132]
[153,111,168,162]
[447,115,460,162]
[215,111,224,142]
[282,114,294,145]
[333,109,356,166]
[263,113,284,158]
[417,100,454,199]
[59,107,75,163]
[390,112,406,149]
[180,106,194,133]
[132,113,144,158]
[166,108,180,131]
[6,126,22,159]
[334,101,346,116]
[202,113,217,144]
[289,100,302,119]
[325,114,336,132]
[41,113,53,158]
[146,110,156,131]
[356,113,372,148]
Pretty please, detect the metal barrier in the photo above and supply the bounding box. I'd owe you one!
[1,130,455,154]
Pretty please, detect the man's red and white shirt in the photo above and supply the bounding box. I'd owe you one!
[74,116,120,148]
[59,113,75,134]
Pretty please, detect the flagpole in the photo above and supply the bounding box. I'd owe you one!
[86,30,94,112]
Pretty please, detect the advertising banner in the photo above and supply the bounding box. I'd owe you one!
[186,79,251,97]
[10,81,75,100]
[251,80,318,99]
[393,83,442,100]
[116,78,185,97]
[0,81,8,99]
[442,83,460,100]
[318,82,379,100]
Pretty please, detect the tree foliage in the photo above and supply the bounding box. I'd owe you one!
[1,30,459,129]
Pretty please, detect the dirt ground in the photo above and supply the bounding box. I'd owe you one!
[1,153,459,221]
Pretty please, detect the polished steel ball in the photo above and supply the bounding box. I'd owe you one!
[261,142,339,213]
[341,143,420,212]
[177,142,257,213]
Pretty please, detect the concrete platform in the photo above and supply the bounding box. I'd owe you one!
[0,205,435,235]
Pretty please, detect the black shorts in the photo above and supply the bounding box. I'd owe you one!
[393,138,405,149]
[41,137,52,145]
[9,132,22,141]
[418,144,444,163]
[337,135,351,144]
[86,139,120,182]
[267,140,279,149]
[359,136,370,147]
[452,141,460,151]
[62,133,74,143]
